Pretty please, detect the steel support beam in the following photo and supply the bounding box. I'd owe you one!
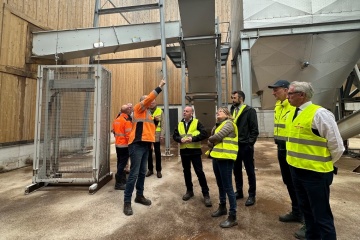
[32,21,180,60]
[98,3,159,15]
[159,0,172,156]
[98,57,161,64]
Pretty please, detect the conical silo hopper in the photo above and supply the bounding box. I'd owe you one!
[231,0,360,113]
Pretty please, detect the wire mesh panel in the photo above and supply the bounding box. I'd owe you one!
[27,65,112,194]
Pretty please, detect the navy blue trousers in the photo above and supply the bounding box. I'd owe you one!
[290,166,336,240]
[277,141,300,214]
[180,154,209,196]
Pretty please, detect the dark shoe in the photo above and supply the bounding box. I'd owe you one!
[245,196,255,206]
[204,195,212,207]
[235,191,244,199]
[114,183,126,190]
[182,191,194,201]
[123,202,133,216]
[220,215,238,228]
[211,203,227,217]
[279,211,302,223]
[294,224,306,239]
[115,173,126,190]
[157,171,162,178]
[134,195,152,206]
[145,170,153,177]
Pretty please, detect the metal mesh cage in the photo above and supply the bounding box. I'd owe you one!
[29,65,112,193]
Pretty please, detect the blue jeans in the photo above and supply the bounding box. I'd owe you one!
[124,142,151,203]
[213,159,236,215]
[290,166,336,240]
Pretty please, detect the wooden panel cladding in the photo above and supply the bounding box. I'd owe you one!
[0,73,37,143]
[0,0,232,144]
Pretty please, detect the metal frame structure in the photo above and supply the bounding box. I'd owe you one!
[90,0,173,156]
[25,65,112,194]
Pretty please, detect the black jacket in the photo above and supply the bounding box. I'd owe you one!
[173,117,208,155]
[230,104,259,145]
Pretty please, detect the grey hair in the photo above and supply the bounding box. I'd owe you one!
[290,81,314,100]
[185,105,194,113]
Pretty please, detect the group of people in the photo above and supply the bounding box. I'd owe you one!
[173,90,259,228]
[113,78,344,239]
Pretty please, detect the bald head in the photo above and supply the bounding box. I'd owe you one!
[121,104,129,114]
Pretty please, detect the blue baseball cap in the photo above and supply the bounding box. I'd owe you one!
[268,80,290,89]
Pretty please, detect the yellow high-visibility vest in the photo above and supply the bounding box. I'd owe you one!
[152,107,162,132]
[286,104,333,173]
[232,104,246,123]
[209,120,238,160]
[274,99,294,141]
[178,119,201,149]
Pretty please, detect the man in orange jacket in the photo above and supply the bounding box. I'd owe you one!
[123,79,166,216]
[112,104,132,190]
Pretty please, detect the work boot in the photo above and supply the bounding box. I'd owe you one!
[245,196,255,206]
[294,224,306,239]
[134,195,152,206]
[157,171,162,178]
[182,191,194,201]
[123,202,133,216]
[279,211,302,223]
[220,214,238,228]
[211,203,227,217]
[146,170,153,177]
[114,182,126,190]
[204,195,212,207]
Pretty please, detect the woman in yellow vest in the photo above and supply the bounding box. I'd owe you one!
[207,107,239,228]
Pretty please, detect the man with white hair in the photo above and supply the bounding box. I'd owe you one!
[286,81,344,240]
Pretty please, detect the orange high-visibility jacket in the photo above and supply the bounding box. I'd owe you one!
[113,113,132,148]
[129,87,162,144]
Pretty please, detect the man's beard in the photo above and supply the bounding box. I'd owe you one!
[233,102,240,107]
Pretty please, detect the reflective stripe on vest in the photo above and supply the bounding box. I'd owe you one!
[178,119,201,149]
[286,104,333,173]
[113,113,132,148]
[273,99,293,141]
[133,110,153,123]
[152,107,162,132]
[210,120,238,160]
[232,104,246,123]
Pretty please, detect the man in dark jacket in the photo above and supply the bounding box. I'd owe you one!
[230,90,259,206]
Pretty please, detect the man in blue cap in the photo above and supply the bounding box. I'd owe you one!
[268,80,305,239]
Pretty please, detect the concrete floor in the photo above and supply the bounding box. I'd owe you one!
[1,139,359,240]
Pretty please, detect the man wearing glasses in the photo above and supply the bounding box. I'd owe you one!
[286,81,344,240]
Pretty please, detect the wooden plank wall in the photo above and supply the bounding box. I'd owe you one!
[0,0,231,145]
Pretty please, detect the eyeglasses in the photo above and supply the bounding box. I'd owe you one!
[287,91,302,96]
